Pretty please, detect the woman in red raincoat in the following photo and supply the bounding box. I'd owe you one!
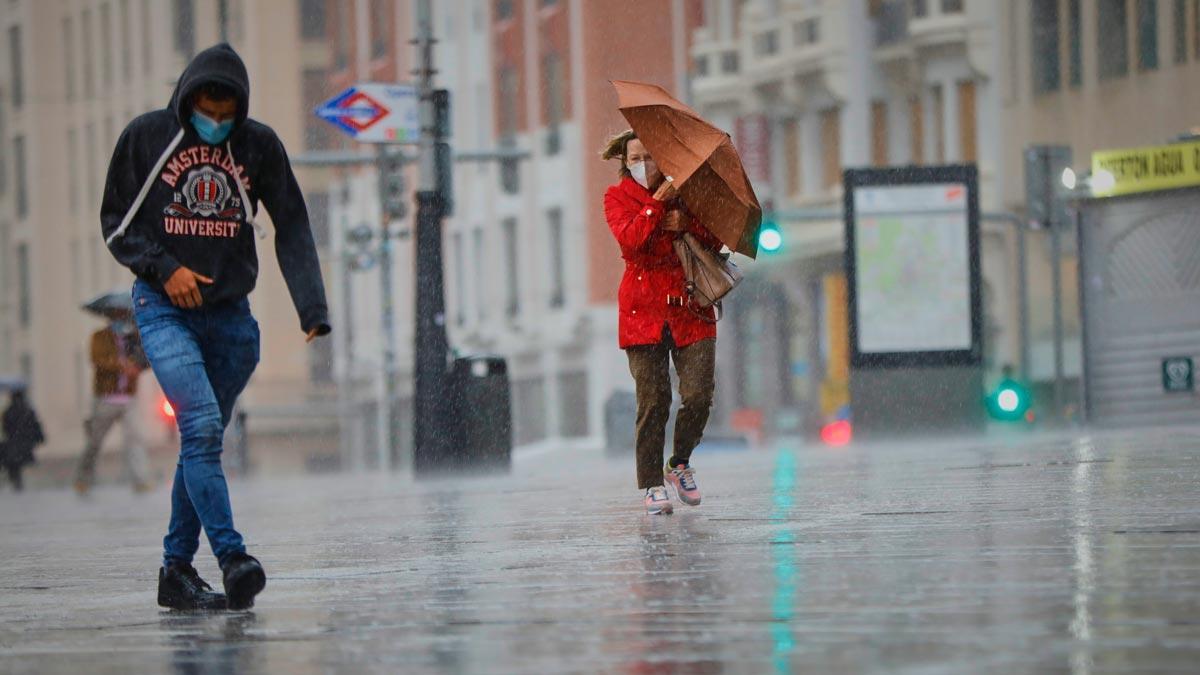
[601,129,722,515]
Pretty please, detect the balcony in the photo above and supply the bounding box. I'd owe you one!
[690,28,746,106]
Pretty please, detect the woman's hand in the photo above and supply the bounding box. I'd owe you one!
[652,178,677,202]
[662,209,686,232]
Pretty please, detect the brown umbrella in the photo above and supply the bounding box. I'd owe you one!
[612,79,763,259]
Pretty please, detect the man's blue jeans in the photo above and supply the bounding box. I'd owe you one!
[132,280,259,568]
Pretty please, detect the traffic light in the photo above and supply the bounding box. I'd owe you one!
[380,151,407,221]
[986,377,1032,422]
[758,222,783,253]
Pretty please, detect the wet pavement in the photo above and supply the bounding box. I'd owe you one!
[2,429,1200,674]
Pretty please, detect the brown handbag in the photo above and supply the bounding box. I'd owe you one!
[673,232,743,323]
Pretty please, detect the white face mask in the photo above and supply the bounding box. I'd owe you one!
[628,161,649,189]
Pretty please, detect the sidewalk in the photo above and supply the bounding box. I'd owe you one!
[2,428,1199,673]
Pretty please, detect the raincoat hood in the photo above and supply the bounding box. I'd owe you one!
[169,43,250,130]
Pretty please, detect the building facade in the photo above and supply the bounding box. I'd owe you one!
[0,0,337,474]
[325,0,703,467]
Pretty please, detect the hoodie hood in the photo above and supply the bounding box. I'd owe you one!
[169,43,250,129]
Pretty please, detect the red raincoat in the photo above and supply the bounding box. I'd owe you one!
[604,176,721,349]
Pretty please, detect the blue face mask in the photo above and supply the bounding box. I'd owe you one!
[191,110,234,144]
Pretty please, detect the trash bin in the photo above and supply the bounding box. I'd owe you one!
[423,355,512,474]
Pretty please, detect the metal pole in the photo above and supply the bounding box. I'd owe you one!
[1046,157,1066,422]
[1017,221,1030,383]
[412,0,452,472]
[376,145,398,470]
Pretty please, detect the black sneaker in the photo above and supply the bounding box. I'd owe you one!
[158,563,228,611]
[221,552,266,610]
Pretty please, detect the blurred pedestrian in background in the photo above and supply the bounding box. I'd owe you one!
[74,318,152,495]
[1,389,45,491]
[602,129,718,515]
[102,43,330,611]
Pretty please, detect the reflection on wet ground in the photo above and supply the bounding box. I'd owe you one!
[2,429,1200,673]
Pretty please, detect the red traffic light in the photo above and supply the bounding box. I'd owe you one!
[820,420,852,447]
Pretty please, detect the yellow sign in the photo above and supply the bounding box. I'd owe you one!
[1091,139,1200,197]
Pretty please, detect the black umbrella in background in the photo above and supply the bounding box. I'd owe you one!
[81,289,134,320]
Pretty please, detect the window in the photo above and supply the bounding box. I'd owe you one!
[1195,0,1200,58]
[101,3,113,86]
[497,0,515,20]
[303,68,334,150]
[306,192,329,247]
[300,0,327,40]
[931,84,944,162]
[8,26,22,108]
[1069,0,1083,86]
[783,118,801,196]
[17,243,31,327]
[83,10,95,98]
[63,18,76,102]
[473,228,486,321]
[334,3,351,69]
[218,0,230,41]
[820,109,841,190]
[558,372,588,438]
[143,0,154,75]
[871,101,888,167]
[908,95,924,164]
[453,232,466,325]
[1175,0,1188,62]
[498,65,517,136]
[370,0,390,59]
[911,0,928,18]
[503,218,520,317]
[120,0,132,78]
[0,90,5,194]
[68,129,79,214]
[941,0,963,12]
[754,30,779,56]
[547,208,565,308]
[1098,0,1130,80]
[543,53,564,154]
[795,18,819,46]
[85,123,97,206]
[694,55,710,77]
[14,135,27,219]
[1031,0,1060,94]
[1138,0,1159,70]
[720,50,739,73]
[174,0,194,57]
[957,80,976,162]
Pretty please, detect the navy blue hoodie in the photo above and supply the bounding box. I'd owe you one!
[101,43,330,335]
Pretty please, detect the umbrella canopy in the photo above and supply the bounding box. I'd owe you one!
[82,289,134,319]
[612,80,763,258]
[0,376,27,393]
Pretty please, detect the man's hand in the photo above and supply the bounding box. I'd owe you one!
[652,178,677,202]
[164,267,214,309]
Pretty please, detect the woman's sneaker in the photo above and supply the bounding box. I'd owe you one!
[665,464,702,506]
[644,486,674,515]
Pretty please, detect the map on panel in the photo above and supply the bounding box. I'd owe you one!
[853,183,971,354]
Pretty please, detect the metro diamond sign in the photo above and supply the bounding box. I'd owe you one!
[316,83,420,144]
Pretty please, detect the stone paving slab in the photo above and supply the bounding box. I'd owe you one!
[2,429,1200,673]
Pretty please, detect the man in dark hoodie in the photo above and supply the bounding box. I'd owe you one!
[101,44,330,611]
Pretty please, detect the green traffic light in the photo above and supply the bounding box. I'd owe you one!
[987,377,1031,422]
[759,224,782,252]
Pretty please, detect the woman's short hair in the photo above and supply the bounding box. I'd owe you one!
[600,129,638,178]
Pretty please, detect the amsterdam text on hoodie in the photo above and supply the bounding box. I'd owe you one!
[101,43,331,335]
